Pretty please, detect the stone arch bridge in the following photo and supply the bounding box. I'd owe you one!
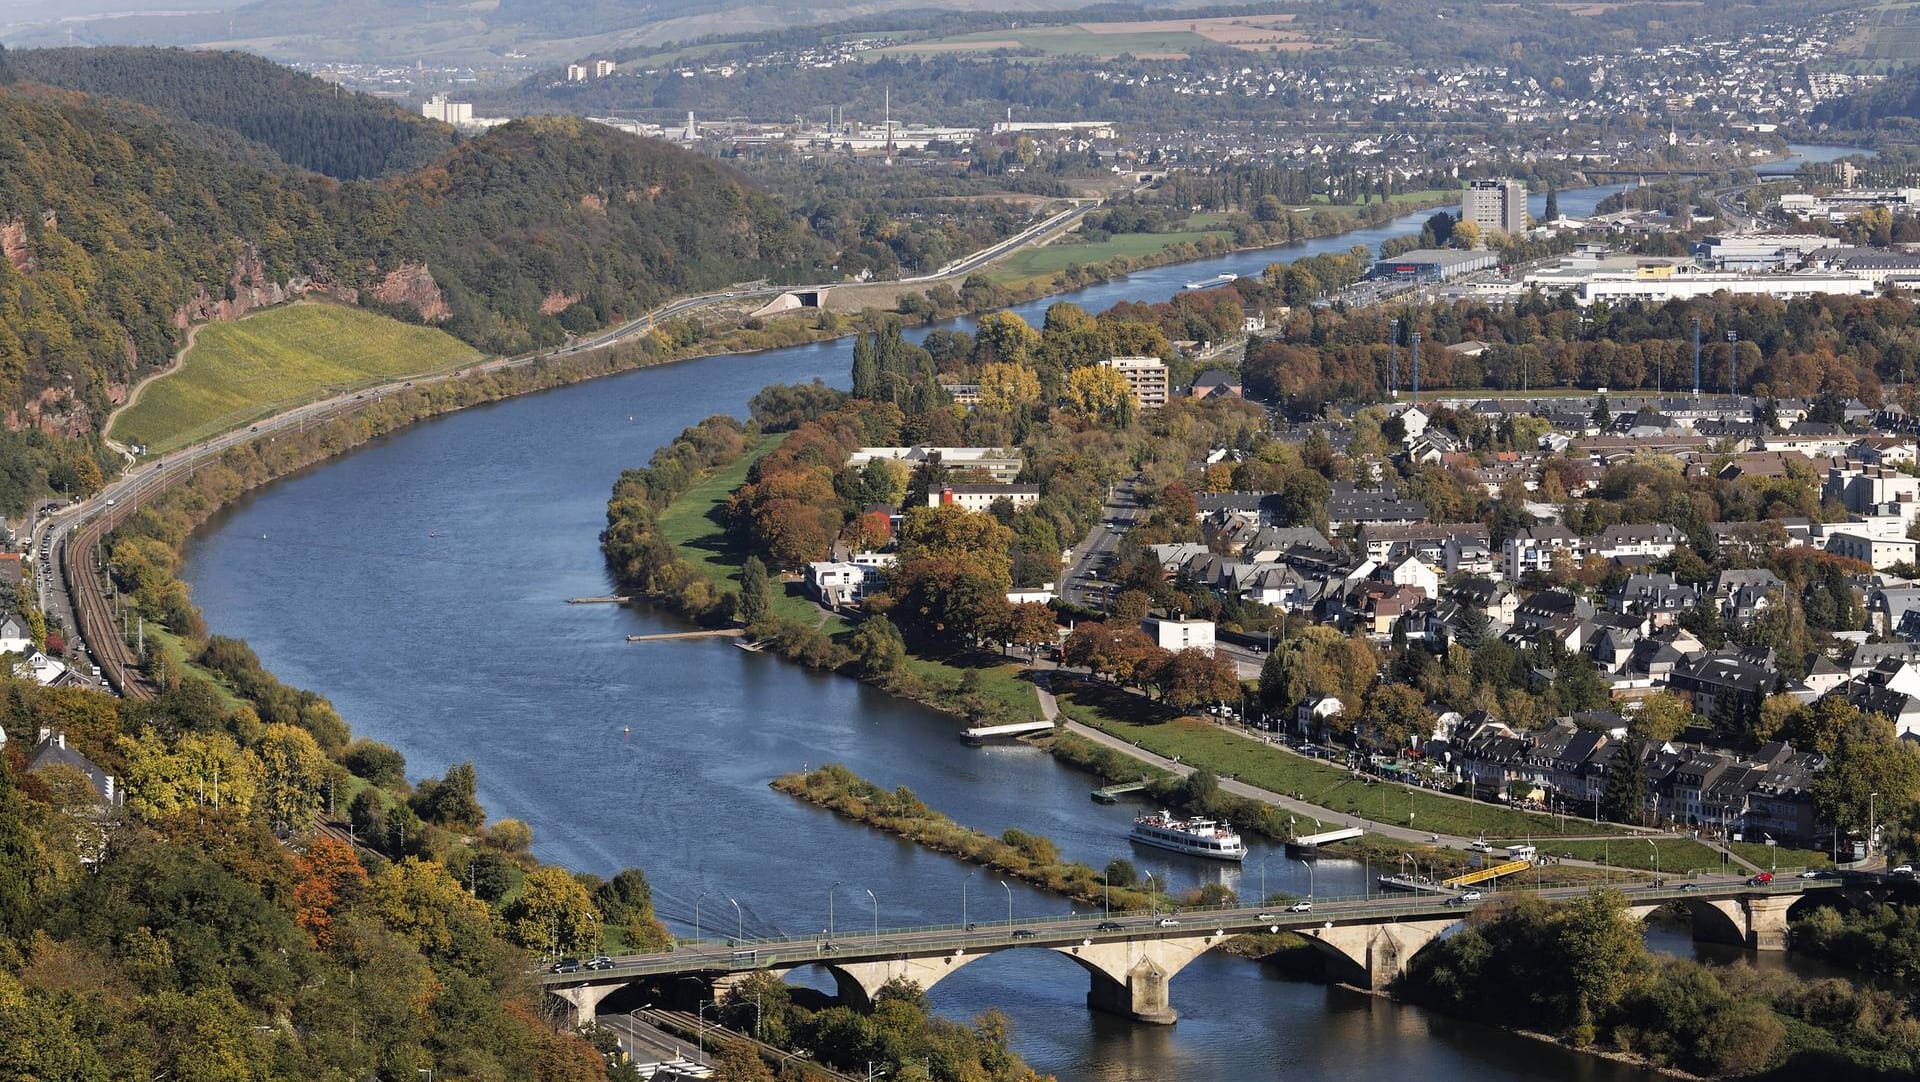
[543,879,1846,1027]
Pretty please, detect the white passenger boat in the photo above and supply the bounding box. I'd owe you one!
[1129,811,1247,861]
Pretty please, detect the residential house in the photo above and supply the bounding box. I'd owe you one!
[1143,617,1216,651]
[1190,369,1243,400]
[25,729,121,808]
[1612,572,1700,626]
[0,612,30,655]
[805,562,880,607]
[1389,556,1441,599]
[1591,523,1683,561]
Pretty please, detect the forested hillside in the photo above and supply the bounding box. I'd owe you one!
[0,50,827,485]
[5,46,453,180]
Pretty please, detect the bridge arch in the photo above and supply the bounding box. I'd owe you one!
[1297,918,1462,990]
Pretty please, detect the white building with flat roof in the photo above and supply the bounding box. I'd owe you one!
[1100,356,1170,410]
[1142,617,1215,651]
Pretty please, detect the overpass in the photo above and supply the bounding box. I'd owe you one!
[541,877,1843,1027]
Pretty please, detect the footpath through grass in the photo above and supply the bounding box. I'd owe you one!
[1055,679,1637,842]
[111,303,479,454]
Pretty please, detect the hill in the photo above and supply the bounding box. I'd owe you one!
[4,46,453,180]
[0,54,826,463]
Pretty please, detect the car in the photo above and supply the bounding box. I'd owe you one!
[1256,913,1279,922]
[550,959,583,974]
[1010,929,1037,938]
[1458,891,1482,902]
[1155,917,1180,928]
[1096,921,1123,931]
[1286,901,1312,913]
[1443,895,1468,906]
[584,955,616,970]
[1893,864,1916,877]
[1799,870,1823,879]
[1748,872,1774,885]
[1679,882,1699,891]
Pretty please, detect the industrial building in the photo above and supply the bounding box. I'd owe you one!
[1371,248,1501,282]
[1462,178,1528,236]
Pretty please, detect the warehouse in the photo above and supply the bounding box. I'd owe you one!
[1370,248,1502,282]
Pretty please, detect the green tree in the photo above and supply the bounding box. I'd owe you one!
[849,615,906,677]
[1601,739,1647,825]
[0,760,38,943]
[506,866,603,958]
[738,556,775,631]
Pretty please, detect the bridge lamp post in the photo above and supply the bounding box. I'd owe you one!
[866,889,879,940]
[1259,856,1267,907]
[1870,792,1881,857]
[1144,871,1155,912]
[1001,880,1013,931]
[1647,838,1660,879]
[1296,859,1314,899]
[964,871,975,928]
[828,881,839,940]
[729,897,743,943]
[694,892,709,946]
[1764,833,1776,876]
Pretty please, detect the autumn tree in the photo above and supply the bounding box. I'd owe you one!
[1004,602,1058,658]
[507,866,602,958]
[1153,648,1241,712]
[294,836,369,949]
[1064,365,1136,427]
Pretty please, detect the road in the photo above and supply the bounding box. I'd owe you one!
[1059,480,1143,611]
[541,876,1843,987]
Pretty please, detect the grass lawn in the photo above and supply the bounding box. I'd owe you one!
[1547,838,1727,876]
[110,302,479,455]
[1726,838,1832,872]
[989,228,1230,286]
[1055,679,1636,841]
[653,435,849,632]
[897,650,1046,723]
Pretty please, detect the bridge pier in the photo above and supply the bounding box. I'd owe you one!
[1743,894,1793,951]
[1300,920,1457,991]
[1057,934,1221,1025]
[550,981,630,1027]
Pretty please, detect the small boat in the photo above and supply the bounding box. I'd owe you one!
[1129,811,1246,861]
[1184,272,1239,290]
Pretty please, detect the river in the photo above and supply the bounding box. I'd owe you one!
[180,148,1861,1082]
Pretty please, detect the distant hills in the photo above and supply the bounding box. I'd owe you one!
[0,45,826,439]
[0,0,1129,64]
[1813,66,1920,134]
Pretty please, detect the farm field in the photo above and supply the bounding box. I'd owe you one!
[109,303,479,455]
[881,15,1343,59]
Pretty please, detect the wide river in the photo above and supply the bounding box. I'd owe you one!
[184,148,1862,1081]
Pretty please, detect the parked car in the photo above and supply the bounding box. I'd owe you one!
[1892,864,1915,877]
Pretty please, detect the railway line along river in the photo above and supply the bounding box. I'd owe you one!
[181,152,1858,1081]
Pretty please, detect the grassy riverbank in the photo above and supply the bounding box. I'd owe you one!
[1052,677,1639,842]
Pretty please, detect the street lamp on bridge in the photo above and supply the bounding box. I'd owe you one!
[827,881,839,940]
[1001,880,1013,931]
[729,897,743,943]
[865,888,879,940]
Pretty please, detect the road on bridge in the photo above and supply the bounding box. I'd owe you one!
[539,874,1845,988]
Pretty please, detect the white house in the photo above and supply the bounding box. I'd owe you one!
[1389,556,1440,599]
[1142,617,1215,651]
[805,562,880,607]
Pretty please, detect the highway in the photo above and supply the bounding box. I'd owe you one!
[540,875,1845,987]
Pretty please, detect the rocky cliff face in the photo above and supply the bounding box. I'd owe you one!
[368,262,451,323]
[8,386,94,439]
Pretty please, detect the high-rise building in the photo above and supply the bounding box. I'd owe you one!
[1100,356,1170,410]
[1461,179,1528,238]
[594,59,616,78]
[566,63,588,82]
